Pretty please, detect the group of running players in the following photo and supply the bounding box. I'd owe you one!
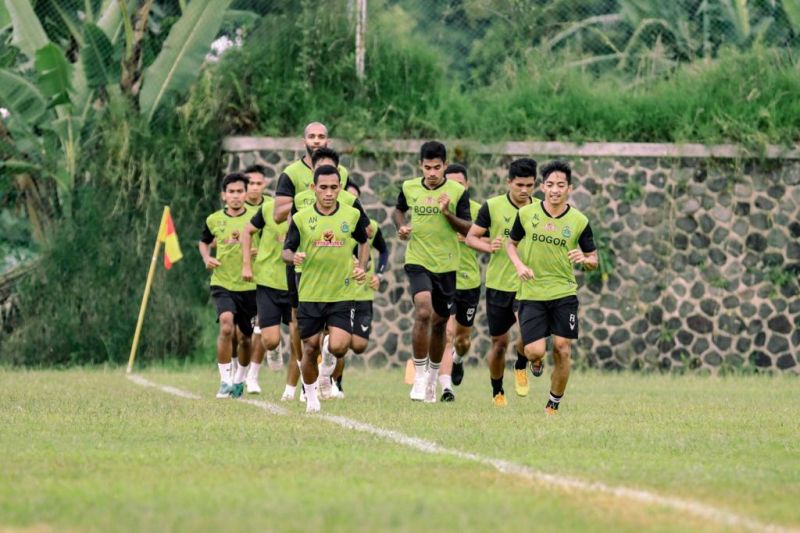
[199,122,598,414]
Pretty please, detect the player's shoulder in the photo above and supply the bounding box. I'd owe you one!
[445,179,465,194]
[486,193,509,208]
[283,159,309,178]
[518,201,540,217]
[339,201,361,219]
[469,199,481,211]
[401,176,423,191]
[206,209,225,224]
[339,189,357,206]
[566,204,590,225]
[337,164,349,178]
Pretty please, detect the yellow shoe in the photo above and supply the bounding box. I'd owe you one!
[493,392,507,407]
[514,369,529,397]
[544,406,558,416]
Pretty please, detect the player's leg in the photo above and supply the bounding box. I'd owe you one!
[210,287,237,398]
[405,266,434,401]
[424,271,456,403]
[449,286,479,390]
[333,301,371,399]
[485,289,519,404]
[247,326,266,393]
[282,268,303,401]
[251,286,289,394]
[230,291,257,398]
[297,302,325,413]
[544,296,579,415]
[438,314,456,402]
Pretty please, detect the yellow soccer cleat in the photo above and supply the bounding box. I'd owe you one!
[544,406,558,416]
[514,369,529,397]
[492,392,508,407]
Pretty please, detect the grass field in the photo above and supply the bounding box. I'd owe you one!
[1,366,798,532]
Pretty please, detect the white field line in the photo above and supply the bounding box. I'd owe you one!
[127,374,795,533]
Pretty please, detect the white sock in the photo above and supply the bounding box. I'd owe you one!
[248,362,262,381]
[413,357,427,380]
[452,351,463,365]
[427,361,440,384]
[303,379,319,404]
[218,363,233,385]
[283,384,296,397]
[234,363,249,384]
[439,374,452,390]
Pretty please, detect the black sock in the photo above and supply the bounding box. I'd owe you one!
[491,377,504,396]
[546,391,563,410]
[336,376,343,390]
[514,351,527,370]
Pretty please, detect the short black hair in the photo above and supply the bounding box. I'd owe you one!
[444,163,468,180]
[222,172,248,191]
[243,164,267,176]
[313,164,340,184]
[509,158,537,180]
[311,147,340,168]
[420,141,446,162]
[347,182,362,196]
[540,160,572,184]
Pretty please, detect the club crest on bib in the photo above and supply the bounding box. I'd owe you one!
[562,226,572,238]
[340,221,350,233]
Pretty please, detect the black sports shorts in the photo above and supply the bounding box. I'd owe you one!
[485,288,519,337]
[518,295,580,345]
[352,300,374,339]
[404,264,456,318]
[450,287,480,328]
[210,286,257,337]
[256,285,292,328]
[296,300,355,340]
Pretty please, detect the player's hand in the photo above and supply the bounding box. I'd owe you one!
[242,265,253,282]
[567,249,586,264]
[293,252,306,266]
[456,233,466,243]
[490,236,504,253]
[369,274,380,290]
[398,225,412,241]
[516,263,534,281]
[437,193,450,212]
[204,257,221,270]
[353,266,366,283]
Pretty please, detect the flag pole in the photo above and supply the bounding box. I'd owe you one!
[127,207,167,374]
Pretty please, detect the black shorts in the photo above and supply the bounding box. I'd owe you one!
[256,285,292,328]
[352,301,373,339]
[296,301,355,340]
[450,287,480,328]
[486,288,519,337]
[404,264,456,318]
[286,265,301,308]
[518,295,580,345]
[210,286,257,336]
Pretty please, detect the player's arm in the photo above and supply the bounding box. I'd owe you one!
[393,188,412,241]
[506,214,534,280]
[242,210,267,281]
[352,213,370,282]
[198,223,220,270]
[273,173,294,223]
[372,227,389,279]
[438,189,472,236]
[465,203,501,254]
[281,219,304,266]
[568,223,599,271]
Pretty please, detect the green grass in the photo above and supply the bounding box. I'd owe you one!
[1,367,798,532]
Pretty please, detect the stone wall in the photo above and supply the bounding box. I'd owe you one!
[224,138,800,373]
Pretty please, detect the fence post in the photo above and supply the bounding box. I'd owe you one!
[355,0,367,80]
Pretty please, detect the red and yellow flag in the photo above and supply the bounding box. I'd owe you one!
[158,207,183,269]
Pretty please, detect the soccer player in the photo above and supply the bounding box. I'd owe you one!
[198,173,257,399]
[393,141,472,403]
[282,165,370,413]
[506,160,598,415]
[438,164,481,402]
[240,194,291,396]
[319,182,389,399]
[465,158,537,406]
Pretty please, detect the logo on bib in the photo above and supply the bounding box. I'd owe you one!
[340,222,350,233]
[562,226,572,238]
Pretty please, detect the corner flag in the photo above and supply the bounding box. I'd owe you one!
[158,207,183,269]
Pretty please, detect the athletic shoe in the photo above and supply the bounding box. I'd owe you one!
[492,392,508,407]
[318,375,333,400]
[451,360,464,386]
[216,382,233,399]
[531,360,544,377]
[267,348,283,372]
[514,369,529,397]
[544,406,558,416]
[424,379,437,403]
[410,374,427,401]
[440,388,455,402]
[306,395,321,414]
[280,390,294,402]
[331,381,345,399]
[245,377,261,395]
[231,382,244,399]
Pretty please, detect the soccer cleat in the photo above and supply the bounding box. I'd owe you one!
[544,405,558,416]
[410,374,427,401]
[331,381,345,399]
[514,369,529,397]
[451,361,464,386]
[424,379,437,403]
[440,388,455,402]
[216,382,233,399]
[230,382,244,399]
[306,395,321,414]
[318,375,333,400]
[531,360,544,377]
[280,390,294,402]
[492,392,508,407]
[267,348,283,372]
[245,377,261,395]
